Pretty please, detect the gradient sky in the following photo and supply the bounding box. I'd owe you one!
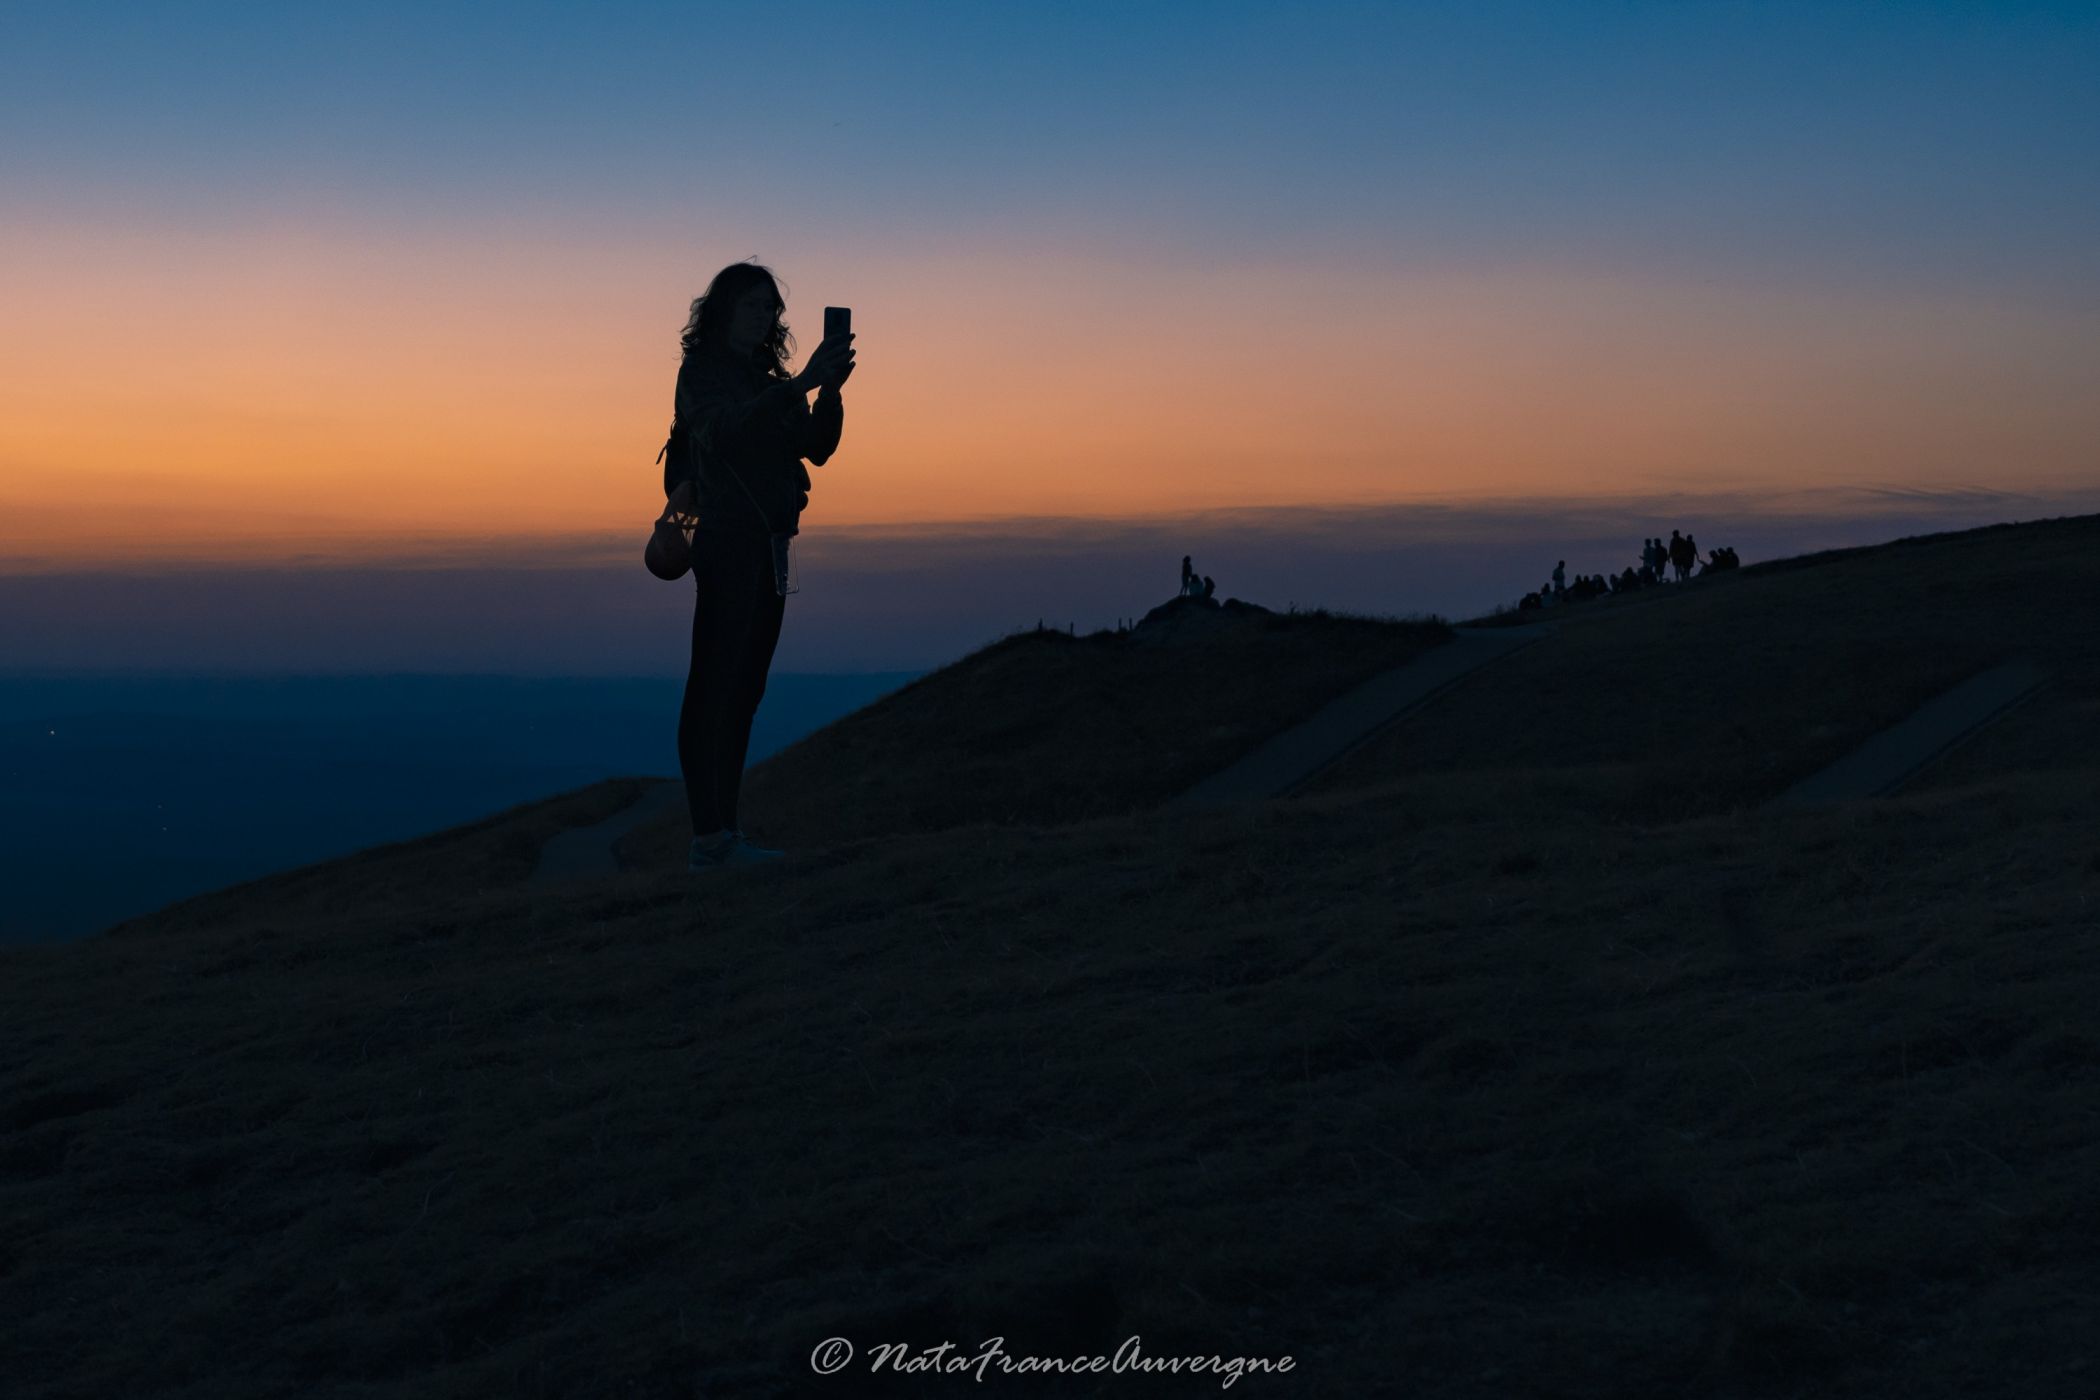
[4,1,2099,662]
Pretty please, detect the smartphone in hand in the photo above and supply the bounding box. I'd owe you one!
[824,306,851,341]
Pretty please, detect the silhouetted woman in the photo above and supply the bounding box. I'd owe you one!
[665,261,854,871]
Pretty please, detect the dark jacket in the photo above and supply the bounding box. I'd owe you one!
[666,343,843,537]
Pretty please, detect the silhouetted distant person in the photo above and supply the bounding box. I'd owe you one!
[1668,530,1692,582]
[1683,533,1699,578]
[1643,538,1661,578]
[1552,559,1566,595]
[1201,574,1216,599]
[667,260,855,871]
[1519,590,1543,611]
[1181,554,1195,595]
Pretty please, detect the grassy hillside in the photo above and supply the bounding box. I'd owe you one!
[4,516,2098,1398]
[1304,512,2100,820]
[619,605,1452,865]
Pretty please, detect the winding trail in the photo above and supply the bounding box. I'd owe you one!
[1162,623,1557,809]
[529,624,1559,879]
[529,632,2041,879]
[1765,659,2048,808]
[530,779,685,886]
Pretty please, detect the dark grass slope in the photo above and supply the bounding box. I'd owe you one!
[1308,512,2100,821]
[3,517,2099,1399]
[95,777,662,942]
[617,604,1452,865]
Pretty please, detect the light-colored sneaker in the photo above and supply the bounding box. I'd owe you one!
[728,828,786,861]
[688,829,786,870]
[687,830,738,871]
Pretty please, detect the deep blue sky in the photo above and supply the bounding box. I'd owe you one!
[9,1,2098,289]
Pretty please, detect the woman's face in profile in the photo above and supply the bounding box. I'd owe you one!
[724,285,781,355]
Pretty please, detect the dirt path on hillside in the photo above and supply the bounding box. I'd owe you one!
[529,624,1556,878]
[531,779,686,884]
[530,646,2045,879]
[1767,659,2048,808]
[1163,623,1557,810]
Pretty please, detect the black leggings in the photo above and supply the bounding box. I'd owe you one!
[677,527,785,836]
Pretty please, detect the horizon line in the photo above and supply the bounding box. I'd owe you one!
[6,483,2096,577]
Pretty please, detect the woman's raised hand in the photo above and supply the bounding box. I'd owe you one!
[798,332,856,392]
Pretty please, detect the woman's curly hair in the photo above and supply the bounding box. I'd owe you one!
[679,259,796,380]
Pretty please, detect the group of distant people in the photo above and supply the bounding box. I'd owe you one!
[1517,530,1741,611]
[1643,530,1740,582]
[1180,555,1218,600]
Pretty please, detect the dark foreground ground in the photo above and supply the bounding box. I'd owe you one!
[4,514,2098,1398]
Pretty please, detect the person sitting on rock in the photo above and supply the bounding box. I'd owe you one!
[1201,574,1217,600]
[1519,590,1543,611]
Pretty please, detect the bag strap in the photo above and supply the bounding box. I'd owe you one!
[667,414,777,533]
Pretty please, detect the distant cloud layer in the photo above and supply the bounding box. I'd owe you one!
[5,488,2096,675]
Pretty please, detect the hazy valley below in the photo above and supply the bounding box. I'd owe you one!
[0,670,921,944]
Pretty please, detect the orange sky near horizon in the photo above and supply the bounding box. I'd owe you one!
[5,213,2098,572]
